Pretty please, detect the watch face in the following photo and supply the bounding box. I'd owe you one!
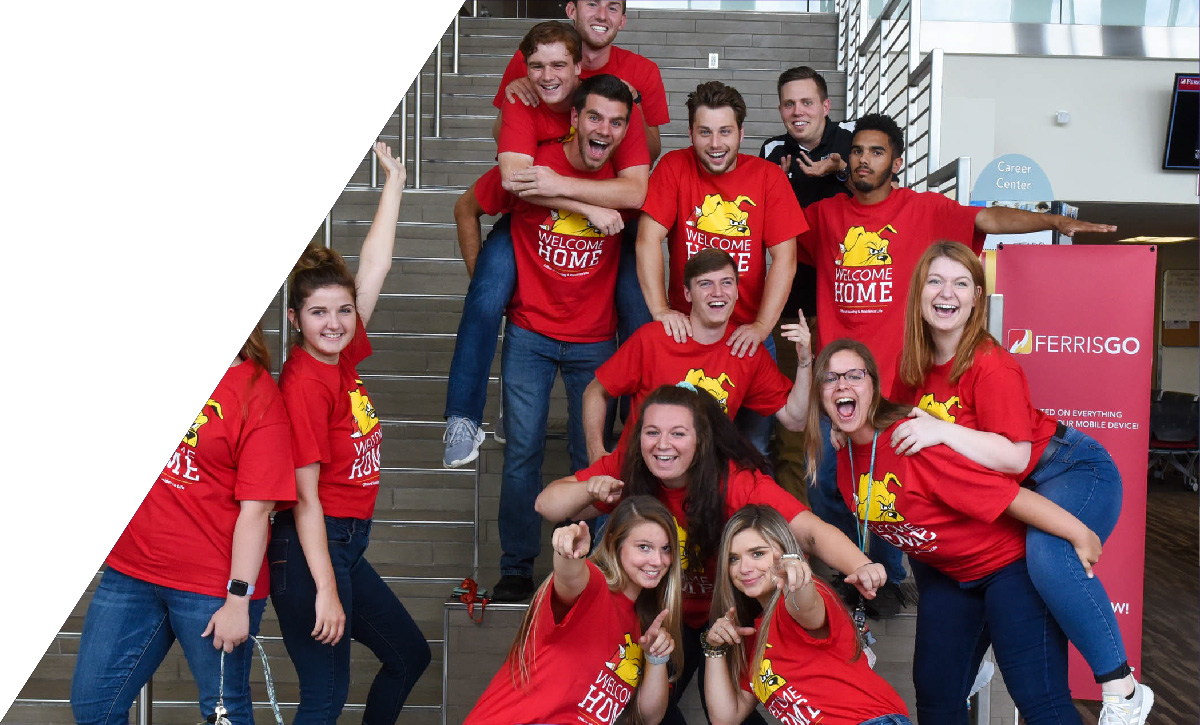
[228,579,249,596]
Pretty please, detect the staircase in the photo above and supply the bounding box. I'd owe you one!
[5,9,857,724]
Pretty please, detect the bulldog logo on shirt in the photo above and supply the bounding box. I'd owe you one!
[682,368,735,412]
[833,224,896,308]
[837,225,895,266]
[183,399,223,448]
[918,393,960,423]
[855,471,905,523]
[348,380,379,438]
[605,633,644,686]
[687,193,756,237]
[541,209,605,238]
[753,645,789,703]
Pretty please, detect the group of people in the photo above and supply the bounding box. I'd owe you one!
[68,2,1155,725]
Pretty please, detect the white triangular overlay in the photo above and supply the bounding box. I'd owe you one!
[0,1,463,713]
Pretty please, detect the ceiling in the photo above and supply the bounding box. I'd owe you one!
[1067,201,1199,244]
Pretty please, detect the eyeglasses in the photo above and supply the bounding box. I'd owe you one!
[820,369,869,386]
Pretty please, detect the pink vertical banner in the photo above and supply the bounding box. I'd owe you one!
[995,244,1156,699]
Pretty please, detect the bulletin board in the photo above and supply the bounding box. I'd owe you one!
[1162,268,1200,346]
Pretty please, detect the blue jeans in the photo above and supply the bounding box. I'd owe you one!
[807,415,908,584]
[72,568,266,725]
[911,558,1077,725]
[446,216,650,426]
[1025,426,1128,681]
[269,511,431,724]
[499,322,617,576]
[732,334,778,458]
[445,215,516,424]
[860,716,913,725]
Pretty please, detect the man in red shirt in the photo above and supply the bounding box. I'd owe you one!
[581,248,811,466]
[455,75,642,602]
[443,22,651,469]
[636,80,804,454]
[799,112,1116,616]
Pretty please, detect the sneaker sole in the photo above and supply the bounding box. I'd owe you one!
[443,429,486,469]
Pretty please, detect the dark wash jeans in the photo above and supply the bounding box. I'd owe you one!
[269,511,431,724]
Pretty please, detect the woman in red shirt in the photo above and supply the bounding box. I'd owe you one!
[536,384,886,724]
[805,338,1105,724]
[268,142,430,724]
[72,326,296,725]
[890,241,1150,723]
[466,495,682,725]
[704,504,910,725]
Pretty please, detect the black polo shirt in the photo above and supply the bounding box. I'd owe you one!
[759,118,854,320]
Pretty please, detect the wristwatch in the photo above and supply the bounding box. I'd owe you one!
[227,579,254,597]
[633,90,642,104]
[835,164,850,182]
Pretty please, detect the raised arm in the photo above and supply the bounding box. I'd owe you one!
[774,310,813,431]
[975,206,1116,237]
[1006,488,1102,575]
[891,410,1032,474]
[582,379,613,464]
[550,522,592,615]
[535,472,621,522]
[355,141,404,327]
[727,239,797,358]
[636,213,690,342]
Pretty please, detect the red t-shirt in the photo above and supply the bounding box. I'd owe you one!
[890,341,1058,481]
[577,457,806,628]
[279,315,383,519]
[798,188,984,392]
[466,560,643,725]
[475,144,621,342]
[641,149,807,326]
[596,323,794,454]
[497,92,651,173]
[740,582,909,724]
[493,45,670,128]
[107,361,297,600]
[836,421,1025,582]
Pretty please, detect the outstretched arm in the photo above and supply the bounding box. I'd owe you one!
[774,310,813,431]
[975,206,1116,237]
[536,473,620,522]
[356,142,404,326]
[788,511,886,599]
[550,522,592,615]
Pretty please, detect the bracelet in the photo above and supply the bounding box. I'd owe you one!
[645,652,670,666]
[699,628,730,658]
[797,359,812,369]
[780,553,804,561]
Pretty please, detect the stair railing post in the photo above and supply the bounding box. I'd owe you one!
[278,282,289,366]
[435,40,444,137]
[399,92,409,181]
[324,211,332,248]
[453,14,461,74]
[414,66,423,189]
[136,680,152,725]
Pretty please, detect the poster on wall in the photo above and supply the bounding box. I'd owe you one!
[996,244,1156,700]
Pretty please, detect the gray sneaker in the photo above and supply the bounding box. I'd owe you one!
[443,416,485,468]
[1099,683,1154,725]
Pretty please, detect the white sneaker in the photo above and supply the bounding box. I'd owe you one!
[1099,683,1154,725]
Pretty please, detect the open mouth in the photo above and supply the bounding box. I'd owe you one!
[707,150,728,161]
[708,300,726,308]
[653,454,678,463]
[932,303,958,318]
[586,138,610,160]
[834,396,857,421]
[539,82,562,94]
[589,23,609,34]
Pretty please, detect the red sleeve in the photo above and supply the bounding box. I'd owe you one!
[969,350,1038,443]
[886,351,914,403]
[233,381,297,503]
[932,193,985,253]
[640,152,682,227]
[612,104,651,171]
[344,313,372,366]
[547,559,609,626]
[574,452,624,514]
[280,366,333,469]
[741,354,793,416]
[498,100,539,156]
[726,467,807,521]
[913,446,1019,523]
[473,166,512,217]
[492,51,527,108]
[633,57,669,127]
[762,163,808,246]
[594,329,651,397]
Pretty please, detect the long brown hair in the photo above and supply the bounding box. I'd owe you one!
[286,242,356,347]
[622,385,769,573]
[803,339,912,481]
[506,496,683,723]
[898,241,992,387]
[710,505,862,690]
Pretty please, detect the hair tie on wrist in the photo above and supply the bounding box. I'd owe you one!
[645,652,670,666]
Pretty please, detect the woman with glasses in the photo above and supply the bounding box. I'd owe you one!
[537,380,887,725]
[804,337,1113,725]
[889,242,1150,725]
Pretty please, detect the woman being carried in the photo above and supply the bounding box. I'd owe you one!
[704,504,910,725]
[890,241,1150,724]
[466,495,681,725]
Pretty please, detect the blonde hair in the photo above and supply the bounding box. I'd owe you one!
[506,496,683,723]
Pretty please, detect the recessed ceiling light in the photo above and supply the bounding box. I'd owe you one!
[1116,236,1197,244]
